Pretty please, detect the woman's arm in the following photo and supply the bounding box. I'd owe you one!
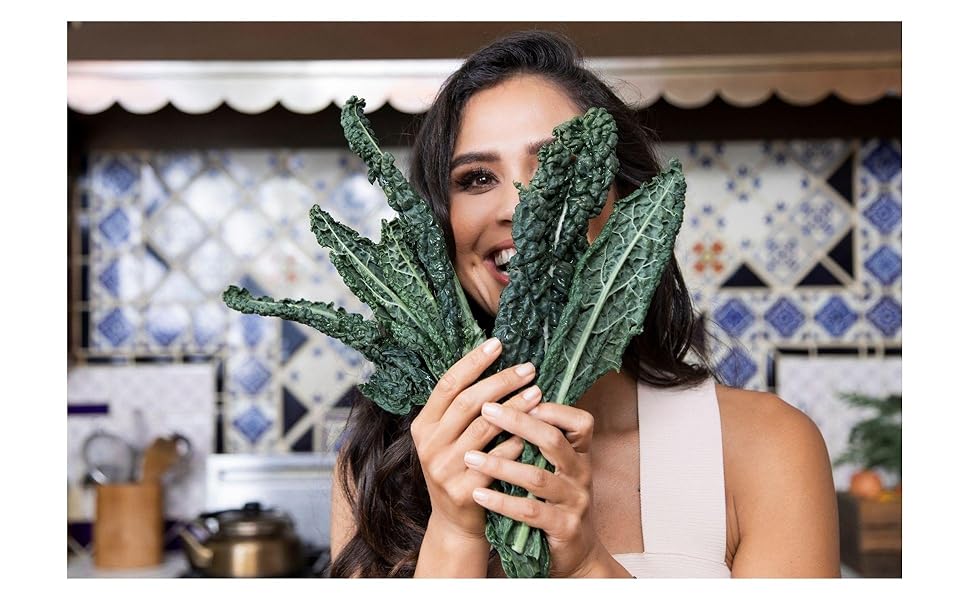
[726,391,841,577]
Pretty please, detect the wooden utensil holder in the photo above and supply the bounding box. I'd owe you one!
[93,482,163,569]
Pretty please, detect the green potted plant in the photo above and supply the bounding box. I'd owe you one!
[834,393,902,499]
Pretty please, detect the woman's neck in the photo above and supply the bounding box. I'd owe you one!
[573,368,639,435]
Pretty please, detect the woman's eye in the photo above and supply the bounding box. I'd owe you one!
[456,168,495,191]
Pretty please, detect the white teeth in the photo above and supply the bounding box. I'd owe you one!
[493,248,517,268]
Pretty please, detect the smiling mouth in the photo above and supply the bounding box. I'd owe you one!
[492,247,516,273]
[484,247,516,284]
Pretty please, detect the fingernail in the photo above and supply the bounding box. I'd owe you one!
[482,402,500,417]
[522,386,541,401]
[464,451,485,466]
[483,338,501,354]
[472,488,489,503]
[515,362,535,377]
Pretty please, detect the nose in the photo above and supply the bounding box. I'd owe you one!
[495,179,521,224]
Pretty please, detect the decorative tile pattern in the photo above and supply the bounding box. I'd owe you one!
[764,297,805,338]
[862,193,902,234]
[76,139,902,454]
[864,246,902,286]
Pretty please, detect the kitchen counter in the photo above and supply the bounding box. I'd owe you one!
[67,551,188,578]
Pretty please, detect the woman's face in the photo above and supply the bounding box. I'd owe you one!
[448,74,617,316]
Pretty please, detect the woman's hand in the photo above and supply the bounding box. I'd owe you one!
[463,400,619,577]
[410,337,543,540]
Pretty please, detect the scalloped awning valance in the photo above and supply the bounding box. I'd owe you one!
[67,51,901,115]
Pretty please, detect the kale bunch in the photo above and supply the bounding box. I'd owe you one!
[223,96,687,577]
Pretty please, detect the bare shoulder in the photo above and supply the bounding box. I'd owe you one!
[715,384,826,457]
[715,384,841,577]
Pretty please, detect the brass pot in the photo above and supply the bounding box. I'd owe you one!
[179,502,304,577]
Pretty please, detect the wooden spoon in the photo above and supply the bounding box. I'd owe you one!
[140,437,179,483]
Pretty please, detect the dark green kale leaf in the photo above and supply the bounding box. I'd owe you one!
[340,96,485,356]
[484,107,618,578]
[491,107,619,372]
[223,96,486,417]
[503,158,688,564]
[222,285,434,415]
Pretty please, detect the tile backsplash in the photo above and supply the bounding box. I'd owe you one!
[70,140,902,473]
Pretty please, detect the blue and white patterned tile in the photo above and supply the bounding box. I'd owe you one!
[91,200,145,256]
[211,150,278,191]
[227,309,280,358]
[861,191,902,236]
[140,162,170,217]
[144,303,192,350]
[811,294,865,342]
[764,295,808,339]
[224,340,279,412]
[326,172,393,238]
[90,306,141,350]
[863,245,902,287]
[221,205,275,262]
[249,238,327,301]
[676,232,740,292]
[186,238,238,295]
[788,188,852,251]
[255,173,316,227]
[859,139,902,186]
[151,270,205,304]
[95,254,144,303]
[864,296,902,339]
[681,142,727,172]
[750,226,811,286]
[225,394,280,453]
[787,140,852,176]
[147,202,206,261]
[283,150,343,189]
[93,247,169,305]
[152,152,205,193]
[182,167,243,228]
[192,301,228,350]
[282,334,367,413]
[89,154,141,200]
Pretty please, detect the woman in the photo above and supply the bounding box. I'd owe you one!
[329,30,840,578]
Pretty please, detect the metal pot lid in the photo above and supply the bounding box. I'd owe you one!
[212,502,294,538]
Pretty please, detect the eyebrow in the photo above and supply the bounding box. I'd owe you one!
[450,137,556,172]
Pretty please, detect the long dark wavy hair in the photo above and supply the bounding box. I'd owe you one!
[329,29,715,578]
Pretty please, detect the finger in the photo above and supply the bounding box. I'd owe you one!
[463,435,525,490]
[471,487,562,534]
[452,384,542,452]
[525,403,595,454]
[480,401,578,476]
[436,362,536,442]
[464,449,570,504]
[418,337,502,424]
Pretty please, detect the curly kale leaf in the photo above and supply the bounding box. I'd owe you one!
[484,107,618,578]
[501,158,687,563]
[309,205,451,375]
[222,286,434,415]
[340,96,485,356]
[491,107,619,372]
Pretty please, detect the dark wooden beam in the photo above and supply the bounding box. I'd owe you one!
[68,22,901,61]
